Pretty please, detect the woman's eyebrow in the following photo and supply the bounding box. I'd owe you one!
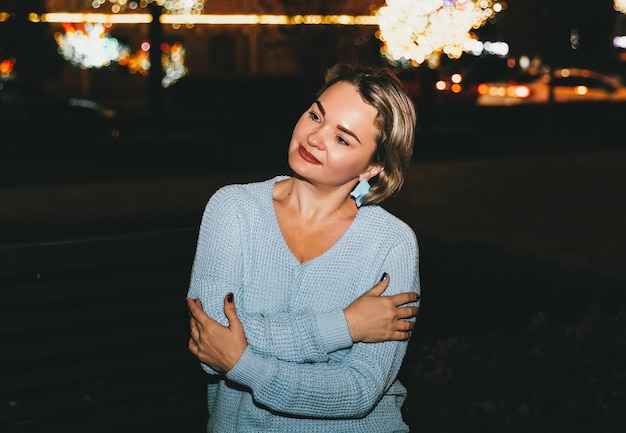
[338,125,361,144]
[314,100,325,115]
[315,100,362,144]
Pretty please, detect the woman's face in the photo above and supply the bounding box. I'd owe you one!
[288,81,382,188]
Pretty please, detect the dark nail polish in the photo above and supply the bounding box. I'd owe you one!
[227,292,234,303]
[381,272,388,282]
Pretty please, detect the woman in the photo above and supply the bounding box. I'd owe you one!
[186,63,420,432]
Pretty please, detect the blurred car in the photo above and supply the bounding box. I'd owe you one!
[476,68,626,106]
[433,72,480,106]
[0,78,119,153]
[398,69,479,107]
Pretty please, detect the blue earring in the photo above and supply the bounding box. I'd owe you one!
[350,178,371,208]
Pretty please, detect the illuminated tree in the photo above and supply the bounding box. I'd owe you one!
[375,0,499,69]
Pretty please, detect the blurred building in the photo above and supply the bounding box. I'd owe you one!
[44,0,385,79]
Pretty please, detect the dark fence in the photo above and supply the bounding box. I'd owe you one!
[0,229,207,433]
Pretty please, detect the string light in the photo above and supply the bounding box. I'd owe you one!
[117,40,188,87]
[54,22,129,69]
[91,0,205,16]
[40,13,377,26]
[54,22,187,86]
[161,42,187,87]
[375,0,498,68]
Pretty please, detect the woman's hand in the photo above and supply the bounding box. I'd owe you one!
[343,274,419,343]
[187,293,248,373]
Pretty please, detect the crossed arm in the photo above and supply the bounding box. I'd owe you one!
[186,269,420,418]
[187,273,419,373]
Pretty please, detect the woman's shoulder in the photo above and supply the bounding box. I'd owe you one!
[360,205,416,240]
[211,175,288,203]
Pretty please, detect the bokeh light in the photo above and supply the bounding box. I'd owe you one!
[161,42,187,87]
[0,57,16,79]
[54,22,129,69]
[54,21,187,86]
[117,40,188,87]
[92,0,205,15]
[375,0,499,68]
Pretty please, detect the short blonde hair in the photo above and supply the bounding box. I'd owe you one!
[316,63,417,205]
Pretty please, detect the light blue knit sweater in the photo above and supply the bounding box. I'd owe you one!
[188,176,420,433]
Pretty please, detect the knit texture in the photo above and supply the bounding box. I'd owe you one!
[188,176,420,432]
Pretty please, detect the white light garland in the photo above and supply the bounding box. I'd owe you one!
[54,22,187,86]
[375,0,497,67]
[161,42,187,87]
[91,0,205,15]
[54,22,129,68]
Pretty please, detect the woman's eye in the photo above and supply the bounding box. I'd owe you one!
[308,111,320,122]
[337,136,349,146]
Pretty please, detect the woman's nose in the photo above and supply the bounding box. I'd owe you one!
[307,129,326,150]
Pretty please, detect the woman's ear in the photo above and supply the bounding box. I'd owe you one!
[364,163,384,180]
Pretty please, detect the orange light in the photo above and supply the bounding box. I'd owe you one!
[507,85,530,98]
[574,86,589,95]
[0,57,15,74]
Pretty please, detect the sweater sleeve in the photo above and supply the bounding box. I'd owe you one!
[187,185,352,375]
[225,234,420,418]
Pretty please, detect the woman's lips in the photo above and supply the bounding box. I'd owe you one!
[298,145,321,164]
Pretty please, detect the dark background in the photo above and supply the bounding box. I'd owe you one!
[1,1,625,432]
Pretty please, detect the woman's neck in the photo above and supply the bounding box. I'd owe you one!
[275,177,358,222]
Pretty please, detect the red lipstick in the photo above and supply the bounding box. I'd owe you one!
[298,145,321,164]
